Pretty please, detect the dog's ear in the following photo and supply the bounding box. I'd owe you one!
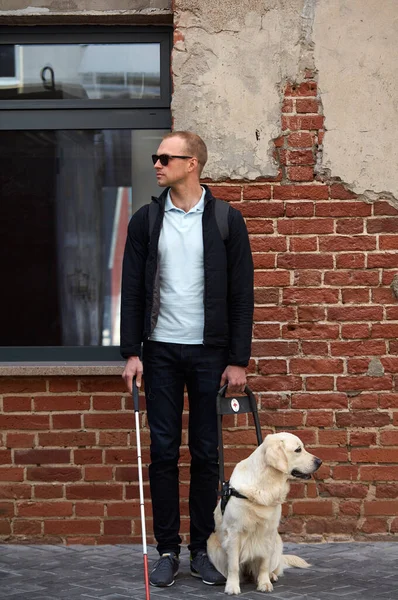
[264,441,289,474]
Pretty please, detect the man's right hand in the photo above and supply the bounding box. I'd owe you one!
[122,356,143,393]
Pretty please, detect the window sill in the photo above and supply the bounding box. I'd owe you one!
[0,362,125,376]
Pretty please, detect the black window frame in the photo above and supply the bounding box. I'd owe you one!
[0,26,172,362]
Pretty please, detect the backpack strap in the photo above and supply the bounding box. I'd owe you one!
[214,198,230,241]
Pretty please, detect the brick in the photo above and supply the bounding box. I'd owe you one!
[336,218,364,234]
[341,324,370,339]
[242,185,272,200]
[252,254,276,269]
[386,307,398,320]
[254,271,290,287]
[372,323,398,338]
[0,467,24,482]
[379,235,398,250]
[92,396,123,410]
[294,270,322,286]
[287,132,314,147]
[306,376,334,391]
[6,433,35,448]
[290,238,317,253]
[286,150,315,166]
[3,397,32,412]
[17,501,73,517]
[84,467,113,481]
[338,376,392,392]
[98,432,129,447]
[0,378,46,393]
[278,218,334,235]
[253,324,281,338]
[305,411,334,427]
[282,115,324,131]
[254,307,296,321]
[249,376,302,392]
[52,414,82,429]
[328,306,383,322]
[0,484,31,499]
[285,81,317,96]
[342,288,370,303]
[360,466,398,481]
[297,306,325,321]
[14,449,70,465]
[104,520,133,535]
[48,377,79,392]
[273,185,328,200]
[84,414,132,429]
[33,485,64,499]
[208,185,241,200]
[339,501,361,516]
[316,202,370,217]
[258,360,287,375]
[27,467,81,482]
[380,431,398,445]
[333,465,359,480]
[13,520,42,535]
[0,502,14,518]
[315,446,349,462]
[291,393,347,408]
[0,449,11,464]
[254,288,280,304]
[374,201,398,215]
[318,483,368,499]
[79,377,126,393]
[282,98,294,112]
[368,253,398,268]
[318,430,348,445]
[350,432,377,446]
[302,341,328,355]
[284,288,339,304]
[286,203,315,218]
[329,184,357,199]
[250,236,287,252]
[75,502,104,517]
[336,254,366,269]
[44,519,101,535]
[282,323,339,339]
[66,484,123,500]
[367,217,398,233]
[105,449,136,464]
[331,340,386,356]
[292,501,333,516]
[251,341,299,357]
[336,411,390,428]
[34,395,90,412]
[287,166,314,181]
[324,270,379,287]
[364,501,398,516]
[38,432,96,447]
[0,415,49,430]
[295,98,319,113]
[352,449,398,463]
[376,484,398,498]
[234,200,281,217]
[319,236,376,252]
[360,518,388,534]
[260,410,303,427]
[278,254,333,269]
[350,393,379,409]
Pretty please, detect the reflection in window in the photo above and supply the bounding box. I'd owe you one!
[0,129,167,347]
[0,44,161,100]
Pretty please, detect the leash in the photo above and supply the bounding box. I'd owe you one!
[216,385,262,515]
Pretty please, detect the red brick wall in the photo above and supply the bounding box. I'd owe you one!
[1,78,398,543]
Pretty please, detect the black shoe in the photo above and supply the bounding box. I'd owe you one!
[150,552,179,587]
[190,550,226,585]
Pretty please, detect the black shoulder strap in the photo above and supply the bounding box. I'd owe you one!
[214,198,230,241]
[148,201,159,239]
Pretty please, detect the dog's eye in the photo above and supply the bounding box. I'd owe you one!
[295,447,302,453]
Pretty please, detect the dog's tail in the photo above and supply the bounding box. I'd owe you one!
[283,554,311,569]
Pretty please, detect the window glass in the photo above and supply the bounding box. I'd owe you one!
[0,129,167,348]
[0,43,161,100]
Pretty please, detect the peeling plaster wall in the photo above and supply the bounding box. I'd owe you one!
[313,0,398,203]
[172,0,306,181]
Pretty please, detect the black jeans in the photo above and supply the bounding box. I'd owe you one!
[143,340,228,556]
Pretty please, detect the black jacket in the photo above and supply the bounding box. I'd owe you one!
[120,186,254,366]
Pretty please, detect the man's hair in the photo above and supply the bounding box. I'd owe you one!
[163,131,208,174]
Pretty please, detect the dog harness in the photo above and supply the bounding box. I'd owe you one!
[220,480,248,515]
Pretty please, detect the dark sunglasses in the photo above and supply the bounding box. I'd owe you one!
[152,154,193,166]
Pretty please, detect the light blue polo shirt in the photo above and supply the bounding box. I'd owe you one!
[150,188,205,344]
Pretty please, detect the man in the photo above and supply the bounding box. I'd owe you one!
[121,131,254,587]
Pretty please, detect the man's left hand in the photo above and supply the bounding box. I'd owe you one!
[220,365,247,393]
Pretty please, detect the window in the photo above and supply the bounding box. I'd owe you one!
[0,27,171,361]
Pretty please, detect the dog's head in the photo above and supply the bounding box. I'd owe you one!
[262,432,322,480]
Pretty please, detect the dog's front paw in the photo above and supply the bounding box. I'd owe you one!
[257,580,273,593]
[270,572,278,583]
[225,581,241,595]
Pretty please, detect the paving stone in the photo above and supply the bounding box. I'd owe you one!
[0,543,397,599]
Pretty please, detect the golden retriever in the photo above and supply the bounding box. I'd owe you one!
[207,432,322,595]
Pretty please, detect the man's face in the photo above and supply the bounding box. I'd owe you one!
[153,136,194,187]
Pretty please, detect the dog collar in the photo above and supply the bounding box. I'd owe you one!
[220,481,248,515]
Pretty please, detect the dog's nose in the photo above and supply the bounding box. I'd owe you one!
[315,457,322,469]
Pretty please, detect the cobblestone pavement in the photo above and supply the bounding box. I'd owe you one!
[0,543,397,600]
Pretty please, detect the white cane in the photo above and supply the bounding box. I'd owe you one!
[133,377,150,600]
